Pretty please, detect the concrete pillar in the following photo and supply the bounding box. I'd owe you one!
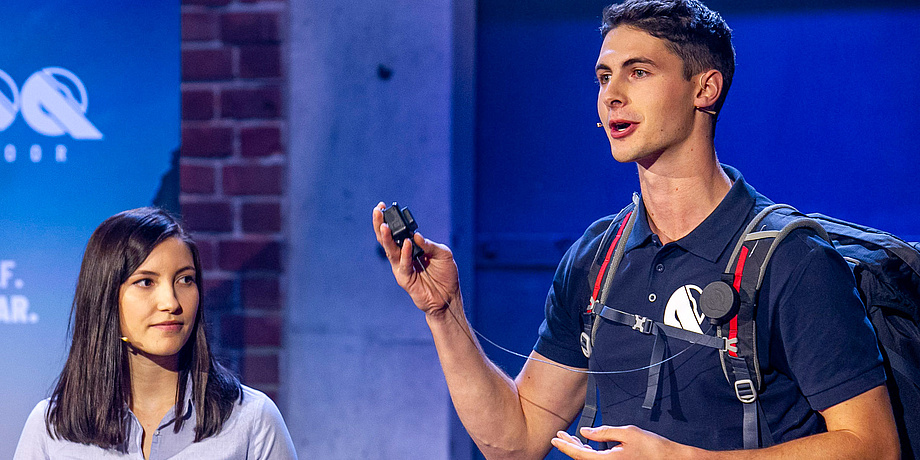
[285,1,470,458]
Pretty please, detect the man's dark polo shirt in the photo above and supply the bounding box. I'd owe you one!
[535,165,885,450]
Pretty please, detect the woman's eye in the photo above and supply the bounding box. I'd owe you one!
[134,279,153,287]
[178,275,196,285]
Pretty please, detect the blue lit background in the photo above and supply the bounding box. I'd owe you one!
[0,1,178,455]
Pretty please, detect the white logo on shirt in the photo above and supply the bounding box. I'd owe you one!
[663,284,705,333]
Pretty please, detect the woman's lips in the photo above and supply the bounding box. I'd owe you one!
[151,321,183,332]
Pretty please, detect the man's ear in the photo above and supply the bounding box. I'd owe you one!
[695,70,723,112]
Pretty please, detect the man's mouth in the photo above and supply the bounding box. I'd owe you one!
[608,120,637,138]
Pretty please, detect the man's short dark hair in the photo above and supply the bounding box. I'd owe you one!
[602,0,735,113]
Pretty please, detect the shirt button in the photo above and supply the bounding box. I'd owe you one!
[648,293,657,302]
[655,264,665,272]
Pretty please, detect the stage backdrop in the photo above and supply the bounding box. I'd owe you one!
[0,2,179,455]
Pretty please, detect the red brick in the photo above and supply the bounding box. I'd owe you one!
[240,126,281,157]
[223,165,283,195]
[181,126,233,157]
[239,45,281,78]
[243,353,279,385]
[182,89,214,120]
[180,164,216,194]
[218,240,282,271]
[182,48,233,81]
[221,314,282,347]
[220,87,281,119]
[182,201,233,232]
[221,12,280,44]
[203,277,236,312]
[245,316,282,346]
[182,12,219,41]
[192,237,216,270]
[241,202,281,233]
[242,276,280,311]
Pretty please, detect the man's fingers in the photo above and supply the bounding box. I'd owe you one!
[377,223,400,261]
[396,234,417,275]
[580,425,634,443]
[372,202,386,238]
[551,431,597,459]
[555,430,586,447]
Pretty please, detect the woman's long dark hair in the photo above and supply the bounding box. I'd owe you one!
[46,207,240,447]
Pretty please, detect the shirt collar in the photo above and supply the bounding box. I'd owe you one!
[158,373,196,430]
[624,164,759,263]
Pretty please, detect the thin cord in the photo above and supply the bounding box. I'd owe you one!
[415,256,698,375]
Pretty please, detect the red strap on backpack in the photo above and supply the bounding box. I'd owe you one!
[727,245,749,357]
[588,211,633,313]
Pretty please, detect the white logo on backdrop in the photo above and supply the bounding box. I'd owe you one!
[0,260,38,324]
[0,67,103,140]
[0,70,20,131]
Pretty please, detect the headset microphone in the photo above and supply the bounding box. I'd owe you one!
[120,336,141,350]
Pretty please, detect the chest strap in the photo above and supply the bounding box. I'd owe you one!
[596,305,728,409]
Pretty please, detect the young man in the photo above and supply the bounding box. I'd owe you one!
[373,1,900,458]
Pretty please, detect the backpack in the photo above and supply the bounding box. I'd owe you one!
[576,200,920,458]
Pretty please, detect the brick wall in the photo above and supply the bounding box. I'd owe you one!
[180,0,286,400]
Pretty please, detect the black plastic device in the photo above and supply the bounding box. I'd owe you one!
[699,280,740,325]
[383,202,424,260]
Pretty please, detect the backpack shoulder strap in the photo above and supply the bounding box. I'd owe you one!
[713,204,830,449]
[576,194,638,443]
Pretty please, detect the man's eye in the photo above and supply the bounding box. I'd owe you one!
[597,74,611,85]
[633,69,648,78]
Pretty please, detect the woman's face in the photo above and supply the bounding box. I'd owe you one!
[118,237,199,363]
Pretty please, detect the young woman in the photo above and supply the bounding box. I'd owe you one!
[14,208,297,459]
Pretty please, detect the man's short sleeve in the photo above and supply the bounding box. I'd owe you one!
[765,231,886,411]
[534,218,613,369]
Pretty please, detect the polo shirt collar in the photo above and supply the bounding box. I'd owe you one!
[624,164,757,263]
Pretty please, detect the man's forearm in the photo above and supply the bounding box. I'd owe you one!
[425,296,544,459]
[692,430,898,460]
[692,385,899,460]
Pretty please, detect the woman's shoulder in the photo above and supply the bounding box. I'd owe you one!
[13,399,52,458]
[235,384,285,422]
[22,398,51,431]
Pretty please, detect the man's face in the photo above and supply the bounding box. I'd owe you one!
[596,26,699,165]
